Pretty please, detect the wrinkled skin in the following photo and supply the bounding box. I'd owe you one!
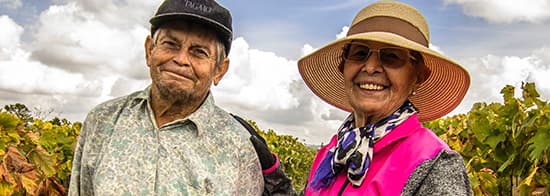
[342,41,421,127]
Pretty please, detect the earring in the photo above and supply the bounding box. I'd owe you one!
[411,91,416,96]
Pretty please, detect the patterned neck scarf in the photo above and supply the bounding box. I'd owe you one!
[309,101,417,190]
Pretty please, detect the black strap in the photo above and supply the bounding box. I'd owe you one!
[230,113,267,145]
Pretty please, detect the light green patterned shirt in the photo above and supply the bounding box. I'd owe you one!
[69,87,264,195]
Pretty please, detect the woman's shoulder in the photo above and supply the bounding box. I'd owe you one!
[401,150,472,195]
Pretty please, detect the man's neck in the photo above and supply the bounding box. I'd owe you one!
[150,88,206,128]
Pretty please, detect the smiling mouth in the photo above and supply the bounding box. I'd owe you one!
[164,71,194,81]
[358,83,385,90]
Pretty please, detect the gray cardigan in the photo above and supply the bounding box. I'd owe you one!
[401,150,472,195]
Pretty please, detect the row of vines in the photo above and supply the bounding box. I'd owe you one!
[0,103,80,195]
[424,82,549,195]
[0,82,548,195]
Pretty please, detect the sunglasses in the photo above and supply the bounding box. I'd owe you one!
[343,42,416,68]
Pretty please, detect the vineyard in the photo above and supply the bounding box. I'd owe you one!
[0,104,80,195]
[0,82,549,195]
[424,83,549,195]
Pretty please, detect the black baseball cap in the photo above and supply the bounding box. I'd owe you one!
[149,0,233,55]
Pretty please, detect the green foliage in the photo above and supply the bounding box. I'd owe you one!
[0,110,79,195]
[424,82,549,195]
[3,103,33,124]
[245,121,316,191]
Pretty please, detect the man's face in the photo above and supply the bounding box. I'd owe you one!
[145,21,228,103]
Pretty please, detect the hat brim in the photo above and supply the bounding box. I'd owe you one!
[298,32,470,122]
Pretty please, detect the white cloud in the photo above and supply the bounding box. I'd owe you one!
[0,15,104,96]
[429,43,445,55]
[211,37,346,144]
[219,37,300,110]
[74,0,159,27]
[0,53,103,96]
[0,1,162,122]
[0,15,23,60]
[336,26,349,39]
[30,2,150,79]
[445,0,550,23]
[299,26,347,58]
[452,47,550,115]
[301,44,315,57]
[0,0,23,9]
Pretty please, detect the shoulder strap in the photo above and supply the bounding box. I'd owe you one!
[230,113,267,145]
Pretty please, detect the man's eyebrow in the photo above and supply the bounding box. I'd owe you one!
[159,30,180,43]
[190,43,210,50]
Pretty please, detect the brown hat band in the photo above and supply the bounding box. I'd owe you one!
[347,16,428,47]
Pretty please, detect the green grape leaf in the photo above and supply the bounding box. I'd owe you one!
[522,82,540,107]
[498,153,516,172]
[500,85,515,103]
[527,127,550,162]
[28,147,56,177]
[485,134,505,149]
[0,112,20,130]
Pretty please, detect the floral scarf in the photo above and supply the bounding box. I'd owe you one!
[309,101,417,190]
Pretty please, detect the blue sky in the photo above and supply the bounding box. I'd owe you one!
[1,0,549,144]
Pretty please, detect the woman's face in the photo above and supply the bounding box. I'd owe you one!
[342,41,420,126]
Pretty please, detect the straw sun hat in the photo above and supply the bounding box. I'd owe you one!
[298,0,470,122]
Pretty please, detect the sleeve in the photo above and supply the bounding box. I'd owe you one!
[262,155,298,196]
[68,116,94,196]
[237,139,265,195]
[401,150,472,196]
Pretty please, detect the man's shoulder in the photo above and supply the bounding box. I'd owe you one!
[87,90,144,120]
[208,106,252,139]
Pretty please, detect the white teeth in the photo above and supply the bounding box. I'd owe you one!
[359,83,384,90]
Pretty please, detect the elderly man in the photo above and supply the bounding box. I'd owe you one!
[68,0,292,195]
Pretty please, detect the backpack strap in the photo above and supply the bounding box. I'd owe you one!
[230,113,267,145]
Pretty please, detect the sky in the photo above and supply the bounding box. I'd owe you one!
[1,0,549,145]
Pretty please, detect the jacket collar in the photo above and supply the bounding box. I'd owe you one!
[374,114,422,153]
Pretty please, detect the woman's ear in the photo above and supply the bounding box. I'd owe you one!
[412,55,429,84]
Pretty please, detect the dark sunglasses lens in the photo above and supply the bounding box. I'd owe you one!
[379,48,408,68]
[345,44,371,61]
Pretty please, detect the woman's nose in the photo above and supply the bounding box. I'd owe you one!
[360,51,383,74]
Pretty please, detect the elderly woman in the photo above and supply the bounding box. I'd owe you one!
[297,1,472,195]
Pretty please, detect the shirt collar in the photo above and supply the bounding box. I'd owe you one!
[138,86,218,136]
[186,92,216,136]
[132,85,151,101]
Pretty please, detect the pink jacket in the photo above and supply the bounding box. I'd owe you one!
[304,114,451,195]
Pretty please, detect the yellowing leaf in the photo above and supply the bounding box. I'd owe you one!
[36,177,66,196]
[27,147,56,177]
[0,182,15,196]
[19,172,39,193]
[5,145,34,173]
[520,166,538,187]
[0,163,15,184]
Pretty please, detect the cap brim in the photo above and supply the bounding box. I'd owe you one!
[298,32,470,122]
[151,13,231,34]
[149,13,232,54]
